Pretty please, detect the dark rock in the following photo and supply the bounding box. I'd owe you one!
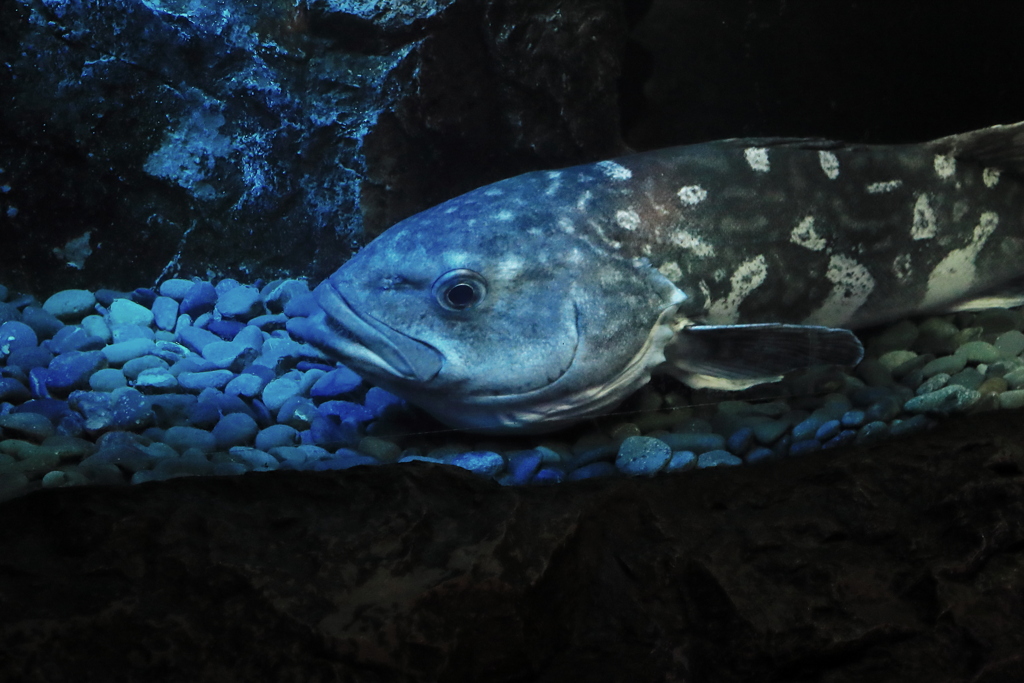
[0,0,627,295]
[2,409,1024,681]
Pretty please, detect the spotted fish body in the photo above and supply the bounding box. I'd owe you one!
[292,122,1024,433]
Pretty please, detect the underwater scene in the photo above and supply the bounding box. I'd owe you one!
[4,2,1024,681]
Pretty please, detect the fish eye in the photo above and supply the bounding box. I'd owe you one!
[432,269,487,311]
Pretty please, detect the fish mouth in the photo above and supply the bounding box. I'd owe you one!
[313,281,443,383]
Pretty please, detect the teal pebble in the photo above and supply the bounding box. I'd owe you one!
[660,432,725,454]
[994,330,1024,358]
[789,439,821,456]
[744,447,776,464]
[955,340,1001,363]
[890,415,933,438]
[904,385,980,414]
[856,421,890,444]
[616,436,672,476]
[921,354,965,378]
[840,410,865,428]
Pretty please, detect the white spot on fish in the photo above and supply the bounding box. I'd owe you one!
[709,254,768,324]
[922,211,999,309]
[892,253,913,280]
[495,255,525,277]
[934,154,956,179]
[597,160,632,181]
[484,187,504,197]
[545,171,563,197]
[557,217,575,234]
[677,185,708,205]
[615,208,641,231]
[790,215,826,251]
[576,190,592,213]
[495,209,514,221]
[866,179,903,194]
[804,254,875,326]
[911,193,937,240]
[699,280,712,310]
[658,261,683,282]
[444,205,459,214]
[818,151,840,179]
[671,230,715,258]
[744,148,770,173]
[983,167,1001,188]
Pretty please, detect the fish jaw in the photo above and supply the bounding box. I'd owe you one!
[298,279,444,386]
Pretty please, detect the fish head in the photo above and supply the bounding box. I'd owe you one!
[295,176,686,433]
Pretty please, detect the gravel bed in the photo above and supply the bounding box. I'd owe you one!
[1,277,1021,502]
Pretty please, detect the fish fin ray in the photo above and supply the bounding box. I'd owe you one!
[662,323,864,390]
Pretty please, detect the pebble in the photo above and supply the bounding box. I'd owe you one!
[922,354,966,378]
[450,451,505,477]
[948,368,985,391]
[178,370,235,392]
[108,298,154,327]
[506,450,543,485]
[916,372,950,396]
[660,432,726,454]
[725,427,754,455]
[0,321,37,356]
[255,424,300,451]
[179,281,218,317]
[663,450,696,473]
[788,439,822,456]
[357,436,402,463]
[890,415,933,439]
[212,412,259,449]
[216,285,262,319]
[43,289,96,321]
[878,350,918,372]
[0,412,55,441]
[89,368,128,392]
[102,338,156,365]
[162,426,217,454]
[615,436,672,475]
[956,340,1001,364]
[46,350,107,395]
[696,450,743,468]
[814,419,841,442]
[566,462,618,481]
[904,385,981,414]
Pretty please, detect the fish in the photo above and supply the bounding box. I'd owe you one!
[288,121,1024,433]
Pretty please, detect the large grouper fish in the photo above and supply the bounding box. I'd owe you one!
[289,121,1024,433]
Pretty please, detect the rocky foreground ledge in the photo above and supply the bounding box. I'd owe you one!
[0,406,1022,682]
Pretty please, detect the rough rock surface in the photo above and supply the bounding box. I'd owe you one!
[2,408,1023,682]
[0,0,627,294]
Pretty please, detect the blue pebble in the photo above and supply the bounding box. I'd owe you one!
[566,461,617,481]
[69,390,115,433]
[0,321,38,356]
[308,414,361,449]
[158,278,194,300]
[46,350,106,395]
[814,419,842,442]
[179,281,218,317]
[224,373,266,398]
[310,366,363,397]
[283,292,320,317]
[697,450,743,468]
[506,450,543,485]
[57,412,85,437]
[11,398,69,422]
[241,363,276,383]
[151,296,179,332]
[6,346,53,372]
[111,388,152,431]
[317,400,374,423]
[250,398,273,428]
[177,325,222,354]
[788,439,822,456]
[744,447,776,464]
[822,429,857,449]
[725,427,754,455]
[255,424,300,451]
[840,409,866,428]
[666,450,697,472]
[216,285,262,319]
[212,412,259,449]
[46,326,105,354]
[205,319,246,340]
[450,451,505,477]
[29,367,49,398]
[131,288,157,307]
[364,387,404,417]
[616,436,672,476]
[0,377,30,403]
[178,370,236,392]
[19,307,64,340]
[532,467,565,485]
[773,434,792,457]
[791,416,824,442]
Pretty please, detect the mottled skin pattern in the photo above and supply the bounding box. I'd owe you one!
[540,139,1024,328]
[294,123,1024,432]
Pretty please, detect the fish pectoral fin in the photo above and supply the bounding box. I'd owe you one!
[940,278,1024,313]
[662,323,864,390]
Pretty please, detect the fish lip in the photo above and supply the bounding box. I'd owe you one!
[315,281,443,383]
